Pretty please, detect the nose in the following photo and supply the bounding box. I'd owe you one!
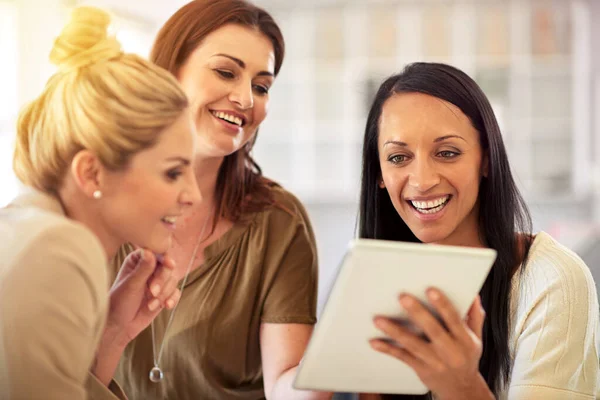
[407,157,440,192]
[229,79,253,110]
[180,171,202,207]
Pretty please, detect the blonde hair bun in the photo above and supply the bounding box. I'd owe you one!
[50,6,122,70]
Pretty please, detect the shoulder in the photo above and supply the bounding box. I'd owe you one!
[0,206,107,298]
[520,231,596,294]
[244,182,317,252]
[241,181,314,238]
[508,239,599,396]
[512,231,598,334]
[260,182,312,226]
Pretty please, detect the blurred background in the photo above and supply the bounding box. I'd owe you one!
[1,0,599,312]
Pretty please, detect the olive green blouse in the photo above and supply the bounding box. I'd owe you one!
[114,185,318,399]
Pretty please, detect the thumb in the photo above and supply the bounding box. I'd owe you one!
[466,295,486,340]
[119,249,157,288]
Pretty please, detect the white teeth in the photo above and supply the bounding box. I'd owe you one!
[212,111,242,126]
[410,196,450,214]
[162,216,177,224]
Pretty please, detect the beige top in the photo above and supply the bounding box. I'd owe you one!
[114,185,318,400]
[500,231,599,399]
[0,190,126,400]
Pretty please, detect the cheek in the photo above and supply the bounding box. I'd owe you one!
[380,166,405,195]
[186,75,225,110]
[120,176,169,210]
[252,98,269,126]
[448,169,481,204]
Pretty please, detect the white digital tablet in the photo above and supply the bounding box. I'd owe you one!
[293,239,497,395]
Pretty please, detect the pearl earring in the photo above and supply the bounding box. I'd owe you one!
[93,190,102,199]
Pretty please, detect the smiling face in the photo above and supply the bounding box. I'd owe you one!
[176,23,276,158]
[378,92,487,247]
[98,109,201,254]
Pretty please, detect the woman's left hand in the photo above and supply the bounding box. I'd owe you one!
[370,288,493,400]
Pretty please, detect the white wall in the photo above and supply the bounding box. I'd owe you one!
[2,0,599,312]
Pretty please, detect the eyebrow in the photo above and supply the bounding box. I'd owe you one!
[383,135,467,147]
[434,134,467,143]
[383,140,408,147]
[165,157,191,165]
[214,53,274,77]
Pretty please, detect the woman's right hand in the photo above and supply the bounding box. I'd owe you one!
[106,249,181,346]
[91,249,180,385]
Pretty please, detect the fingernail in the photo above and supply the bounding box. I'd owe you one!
[370,340,384,350]
[373,317,384,328]
[150,284,160,297]
[166,299,175,309]
[427,288,440,301]
[138,250,145,262]
[148,299,160,311]
[400,295,413,308]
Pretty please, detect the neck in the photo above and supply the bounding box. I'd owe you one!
[56,188,118,260]
[192,154,224,216]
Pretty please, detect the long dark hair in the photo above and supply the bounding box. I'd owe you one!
[358,62,532,398]
[151,0,285,222]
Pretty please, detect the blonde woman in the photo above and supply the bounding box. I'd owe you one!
[0,6,200,400]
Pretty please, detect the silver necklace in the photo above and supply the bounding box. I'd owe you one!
[149,208,213,383]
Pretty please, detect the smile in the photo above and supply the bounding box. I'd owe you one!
[408,195,451,215]
[161,216,178,230]
[211,110,245,127]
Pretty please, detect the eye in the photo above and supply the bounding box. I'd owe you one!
[216,69,235,79]
[388,154,407,164]
[166,169,183,181]
[437,150,460,159]
[253,84,269,95]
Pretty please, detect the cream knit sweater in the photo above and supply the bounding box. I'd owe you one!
[499,232,599,399]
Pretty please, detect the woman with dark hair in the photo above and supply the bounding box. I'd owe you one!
[113,1,330,399]
[358,62,599,399]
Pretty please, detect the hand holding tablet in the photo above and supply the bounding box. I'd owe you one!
[294,239,496,395]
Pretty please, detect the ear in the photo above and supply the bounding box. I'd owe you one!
[378,178,385,189]
[481,153,489,178]
[70,150,103,198]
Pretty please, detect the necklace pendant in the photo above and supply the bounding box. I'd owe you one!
[149,366,164,383]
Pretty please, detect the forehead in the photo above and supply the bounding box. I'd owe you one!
[135,110,195,162]
[379,92,477,140]
[187,23,275,73]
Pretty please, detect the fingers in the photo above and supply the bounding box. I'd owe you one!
[373,316,443,369]
[165,289,181,310]
[466,295,485,340]
[118,249,157,287]
[369,337,424,372]
[146,286,181,313]
[155,273,179,309]
[398,294,457,355]
[156,254,176,270]
[425,288,472,345]
[147,256,177,299]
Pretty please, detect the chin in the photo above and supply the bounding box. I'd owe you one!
[140,237,172,256]
[412,228,452,245]
[197,140,240,159]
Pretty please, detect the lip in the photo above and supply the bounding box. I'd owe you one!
[405,195,450,202]
[210,109,247,127]
[210,109,247,124]
[161,214,181,232]
[162,220,177,232]
[209,111,244,135]
[406,196,451,222]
